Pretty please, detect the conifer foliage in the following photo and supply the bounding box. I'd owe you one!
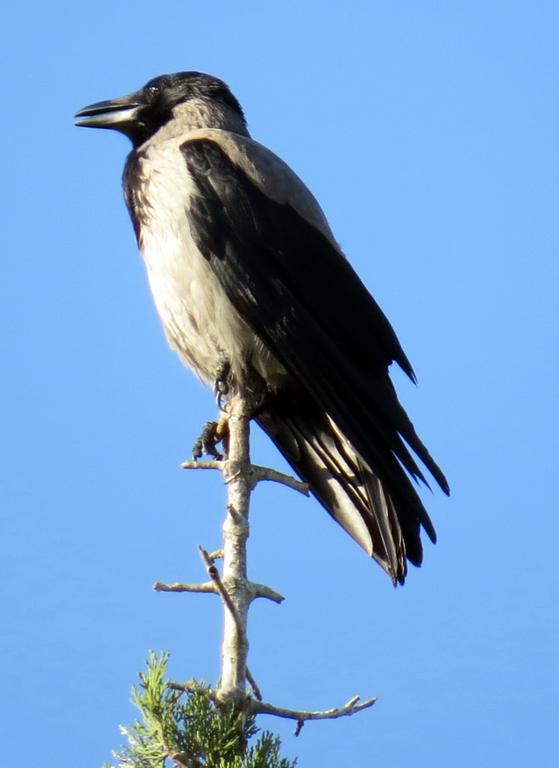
[105,653,296,768]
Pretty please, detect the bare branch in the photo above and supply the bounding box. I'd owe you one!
[251,695,377,734]
[199,546,245,640]
[176,392,378,735]
[249,465,310,496]
[248,583,285,604]
[246,669,263,701]
[181,459,224,471]
[154,581,216,594]
[212,395,253,705]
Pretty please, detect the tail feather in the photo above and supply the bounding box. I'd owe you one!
[256,396,437,585]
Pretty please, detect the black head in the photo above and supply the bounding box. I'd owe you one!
[75,71,245,147]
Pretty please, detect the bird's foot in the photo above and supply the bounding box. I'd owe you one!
[213,356,231,411]
[192,414,230,460]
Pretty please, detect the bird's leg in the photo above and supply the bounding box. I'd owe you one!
[191,354,233,459]
[192,413,230,460]
[192,361,273,460]
[213,353,231,411]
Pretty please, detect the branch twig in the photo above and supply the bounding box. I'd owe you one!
[199,541,264,706]
[246,669,263,701]
[153,581,216,594]
[181,458,309,496]
[248,583,285,603]
[199,546,244,638]
[249,466,310,496]
[252,695,377,735]
[181,459,224,471]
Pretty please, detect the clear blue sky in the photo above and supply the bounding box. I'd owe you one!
[2,2,557,765]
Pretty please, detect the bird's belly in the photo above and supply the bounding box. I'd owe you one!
[132,144,286,389]
[140,224,255,384]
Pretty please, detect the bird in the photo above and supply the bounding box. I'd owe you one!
[75,71,449,585]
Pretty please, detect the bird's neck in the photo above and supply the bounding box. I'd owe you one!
[153,98,249,141]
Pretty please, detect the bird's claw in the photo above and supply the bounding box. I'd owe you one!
[213,357,231,410]
[192,416,229,460]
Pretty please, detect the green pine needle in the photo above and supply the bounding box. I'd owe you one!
[104,653,296,768]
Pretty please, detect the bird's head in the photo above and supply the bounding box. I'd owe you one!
[75,72,246,147]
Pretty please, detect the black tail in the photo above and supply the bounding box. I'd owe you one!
[257,393,446,585]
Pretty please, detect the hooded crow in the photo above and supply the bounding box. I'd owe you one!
[75,71,449,585]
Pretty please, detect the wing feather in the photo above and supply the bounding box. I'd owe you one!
[181,136,448,580]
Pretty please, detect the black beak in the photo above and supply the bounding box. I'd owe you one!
[74,92,143,130]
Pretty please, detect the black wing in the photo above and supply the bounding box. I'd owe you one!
[182,137,448,577]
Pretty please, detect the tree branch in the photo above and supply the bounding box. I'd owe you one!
[248,583,285,604]
[153,581,217,594]
[180,459,224,471]
[249,466,310,496]
[199,545,245,638]
[251,694,377,735]
[214,395,253,705]
[246,669,263,701]
[167,392,377,734]
[181,459,309,496]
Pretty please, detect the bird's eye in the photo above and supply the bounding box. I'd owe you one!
[145,84,160,101]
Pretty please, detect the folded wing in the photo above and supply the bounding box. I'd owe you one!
[181,136,449,583]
